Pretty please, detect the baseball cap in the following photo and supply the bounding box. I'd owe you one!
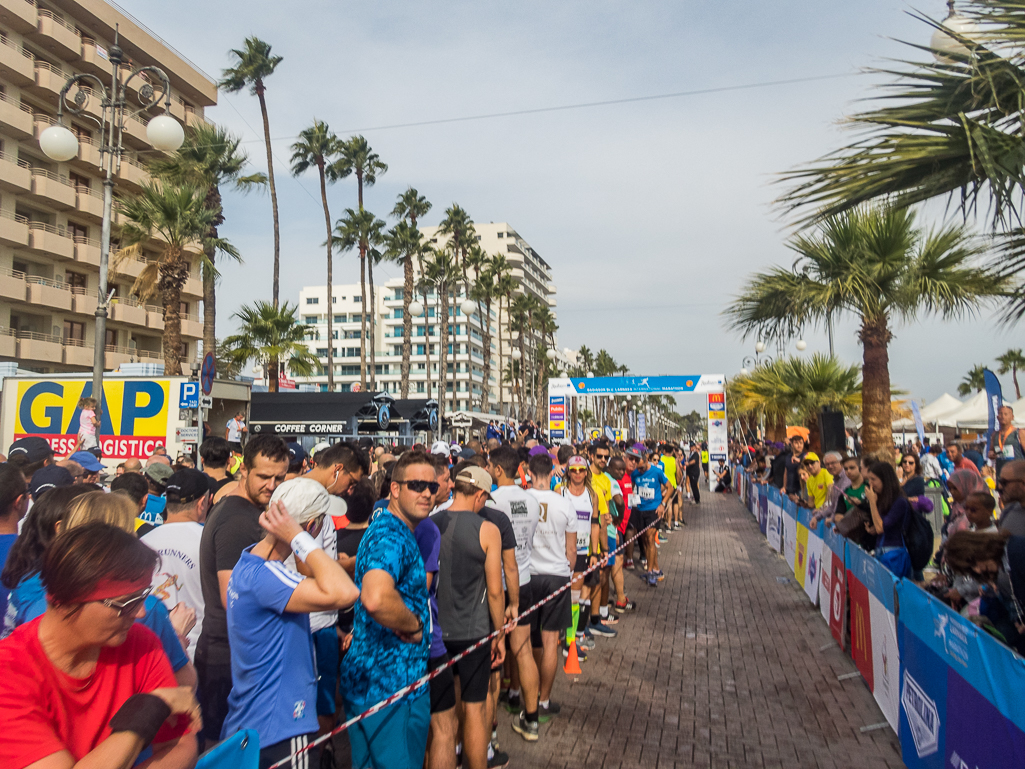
[449,443,461,456]
[310,442,331,461]
[69,450,104,473]
[165,468,211,504]
[28,464,73,500]
[625,446,644,460]
[567,455,589,469]
[459,447,476,460]
[431,440,451,457]
[286,442,307,466]
[143,462,174,487]
[528,445,552,457]
[454,466,495,500]
[270,477,332,524]
[803,452,820,463]
[8,437,53,463]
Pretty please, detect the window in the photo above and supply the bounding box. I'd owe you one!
[417,381,425,392]
[427,307,435,318]
[67,271,86,292]
[105,328,117,348]
[353,297,361,304]
[317,347,328,356]
[304,316,318,324]
[307,297,319,305]
[332,296,337,303]
[68,222,88,241]
[497,232,504,238]
[394,309,403,319]
[394,289,402,300]
[334,315,344,323]
[332,330,338,340]
[63,320,84,342]
[180,302,189,316]
[475,235,481,241]
[415,345,426,355]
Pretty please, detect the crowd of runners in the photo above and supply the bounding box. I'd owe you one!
[0,432,706,769]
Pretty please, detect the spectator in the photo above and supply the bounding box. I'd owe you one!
[199,438,234,495]
[801,453,832,509]
[998,460,1025,536]
[0,523,199,768]
[225,410,247,453]
[220,478,359,768]
[340,451,433,769]
[947,469,986,539]
[196,434,290,749]
[141,469,211,662]
[28,465,74,502]
[0,464,28,623]
[58,460,84,484]
[920,445,942,481]
[964,443,986,471]
[142,463,173,524]
[285,442,307,480]
[306,442,370,502]
[123,458,144,474]
[7,436,55,485]
[783,434,808,502]
[810,452,850,528]
[901,453,926,503]
[966,491,998,532]
[68,451,104,485]
[768,442,787,490]
[112,471,151,528]
[947,443,981,477]
[991,405,1025,474]
[713,460,732,493]
[864,461,912,578]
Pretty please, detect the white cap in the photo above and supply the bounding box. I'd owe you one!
[270,478,332,524]
[310,442,331,461]
[431,440,451,457]
[328,494,347,519]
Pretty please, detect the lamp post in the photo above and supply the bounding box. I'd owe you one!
[39,27,184,403]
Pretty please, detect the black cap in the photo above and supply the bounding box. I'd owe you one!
[165,468,211,504]
[28,464,73,500]
[8,436,54,464]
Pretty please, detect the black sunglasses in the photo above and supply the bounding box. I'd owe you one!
[99,586,152,618]
[998,478,1023,489]
[595,453,610,460]
[397,479,441,495]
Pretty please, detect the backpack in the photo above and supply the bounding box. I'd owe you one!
[904,501,935,572]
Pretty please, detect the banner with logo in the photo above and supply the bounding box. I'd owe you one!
[758,488,768,536]
[781,497,798,571]
[793,509,822,605]
[822,527,846,644]
[748,481,759,519]
[897,581,1025,769]
[766,486,783,553]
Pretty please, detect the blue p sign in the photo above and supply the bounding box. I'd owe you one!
[179,382,199,409]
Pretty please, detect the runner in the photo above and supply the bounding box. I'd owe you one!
[606,456,637,613]
[627,446,671,587]
[586,443,618,637]
[658,444,680,529]
[557,455,604,652]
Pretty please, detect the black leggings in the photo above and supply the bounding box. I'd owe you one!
[688,474,701,504]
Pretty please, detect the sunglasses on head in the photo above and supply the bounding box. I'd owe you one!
[99,586,153,618]
[397,479,441,495]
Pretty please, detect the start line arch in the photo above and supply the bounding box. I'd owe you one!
[547,374,728,479]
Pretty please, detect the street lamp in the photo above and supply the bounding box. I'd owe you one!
[408,300,424,317]
[795,339,808,352]
[39,27,183,402]
[931,0,980,61]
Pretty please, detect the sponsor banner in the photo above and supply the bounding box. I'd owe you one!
[848,566,874,689]
[766,486,783,553]
[749,482,759,518]
[822,526,845,633]
[804,523,822,606]
[781,497,797,571]
[794,521,809,588]
[548,375,726,396]
[758,490,768,536]
[819,534,832,623]
[869,582,900,730]
[897,581,1025,769]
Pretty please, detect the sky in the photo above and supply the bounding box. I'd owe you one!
[118,0,1025,415]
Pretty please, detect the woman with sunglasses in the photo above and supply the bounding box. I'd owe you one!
[0,522,200,769]
[220,478,359,769]
[900,454,925,506]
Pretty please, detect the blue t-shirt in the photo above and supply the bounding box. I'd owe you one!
[141,494,166,524]
[5,572,45,635]
[631,466,669,511]
[0,534,16,623]
[221,547,317,747]
[341,509,429,710]
[413,517,445,660]
[372,498,390,515]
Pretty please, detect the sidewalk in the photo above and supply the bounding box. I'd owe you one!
[497,491,905,769]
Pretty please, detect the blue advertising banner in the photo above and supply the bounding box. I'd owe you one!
[766,486,783,553]
[983,368,1003,456]
[758,489,768,536]
[749,481,759,518]
[548,374,725,396]
[896,581,1025,768]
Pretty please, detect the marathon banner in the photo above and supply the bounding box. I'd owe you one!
[793,509,822,606]
[548,374,726,397]
[766,486,783,553]
[845,543,901,731]
[896,581,1025,769]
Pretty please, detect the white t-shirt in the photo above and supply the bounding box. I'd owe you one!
[527,489,577,578]
[284,513,338,633]
[141,521,205,661]
[226,418,245,442]
[489,485,540,587]
[563,488,593,555]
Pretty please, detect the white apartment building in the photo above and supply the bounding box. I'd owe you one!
[294,222,558,415]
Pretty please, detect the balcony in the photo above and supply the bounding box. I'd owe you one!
[26,275,71,310]
[16,331,62,362]
[122,112,149,148]
[168,96,186,122]
[146,306,162,329]
[114,254,145,280]
[0,151,31,192]
[0,268,24,301]
[78,38,109,77]
[105,344,162,370]
[183,107,208,129]
[0,327,15,358]
[27,222,73,260]
[72,236,100,267]
[75,186,104,221]
[62,338,92,367]
[109,298,147,326]
[69,137,102,172]
[181,313,203,339]
[70,287,94,314]
[30,10,82,61]
[183,272,202,297]
[0,210,28,247]
[0,33,34,85]
[29,168,76,209]
[0,0,36,34]
[30,60,67,99]
[115,156,148,188]
[0,93,32,138]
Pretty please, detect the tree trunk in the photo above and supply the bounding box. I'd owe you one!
[439,288,450,428]
[201,184,223,367]
[1014,365,1021,400]
[859,313,894,459]
[159,248,188,376]
[368,256,376,391]
[318,162,334,392]
[256,84,280,309]
[805,412,822,454]
[359,245,367,392]
[400,253,413,399]
[496,296,504,417]
[267,357,279,393]
[478,295,492,412]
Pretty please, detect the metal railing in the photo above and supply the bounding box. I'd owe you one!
[0,266,25,280]
[33,59,67,77]
[63,336,87,347]
[30,167,73,186]
[104,344,161,360]
[25,275,69,290]
[17,329,62,344]
[28,221,69,237]
[0,210,28,225]
[72,234,99,246]
[0,151,31,169]
[36,9,78,33]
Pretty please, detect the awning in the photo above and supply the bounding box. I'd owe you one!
[249,392,438,436]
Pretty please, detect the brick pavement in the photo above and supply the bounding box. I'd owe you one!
[492,490,906,769]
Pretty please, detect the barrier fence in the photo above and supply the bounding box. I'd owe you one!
[733,469,1025,768]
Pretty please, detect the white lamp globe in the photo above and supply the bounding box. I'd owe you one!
[795,339,808,351]
[511,349,521,360]
[146,114,185,152]
[586,371,595,379]
[408,300,424,317]
[755,341,766,354]
[931,14,980,61]
[460,299,476,316]
[740,367,749,377]
[39,124,79,161]
[546,349,557,360]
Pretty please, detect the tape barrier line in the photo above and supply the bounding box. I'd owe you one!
[266,516,663,769]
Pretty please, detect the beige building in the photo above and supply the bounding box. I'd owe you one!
[0,0,215,372]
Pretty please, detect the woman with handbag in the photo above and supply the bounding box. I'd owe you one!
[864,461,913,578]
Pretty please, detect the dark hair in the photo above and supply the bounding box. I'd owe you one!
[42,522,157,607]
[392,450,432,483]
[243,435,290,469]
[556,445,574,464]
[345,479,377,524]
[376,461,396,500]
[489,445,519,479]
[199,437,231,469]
[966,491,997,514]
[8,455,50,481]
[452,478,484,498]
[943,530,1011,575]
[111,472,148,504]
[866,461,905,515]
[589,441,610,455]
[609,456,626,472]
[901,453,921,478]
[0,463,27,520]
[317,442,370,476]
[528,453,554,479]
[1,485,92,589]
[430,454,451,476]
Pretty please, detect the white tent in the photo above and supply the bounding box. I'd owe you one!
[946,391,990,430]
[1010,397,1025,426]
[892,393,963,430]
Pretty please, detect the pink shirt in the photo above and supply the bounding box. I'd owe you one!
[79,409,96,436]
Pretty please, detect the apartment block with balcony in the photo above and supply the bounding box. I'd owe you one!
[0,0,216,372]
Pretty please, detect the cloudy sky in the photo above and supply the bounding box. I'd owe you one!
[121,0,1025,414]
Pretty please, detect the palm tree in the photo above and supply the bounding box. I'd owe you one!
[958,364,989,397]
[114,182,234,375]
[533,302,558,418]
[391,187,431,228]
[220,301,318,392]
[997,348,1025,399]
[437,204,476,290]
[383,221,425,398]
[391,188,434,396]
[725,205,1005,455]
[332,208,386,392]
[469,251,508,412]
[777,1,1025,319]
[421,247,460,422]
[219,37,283,306]
[493,268,516,416]
[148,122,264,365]
[290,120,342,391]
[508,294,534,418]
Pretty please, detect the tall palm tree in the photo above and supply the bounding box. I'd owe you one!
[114,182,234,375]
[392,186,431,228]
[997,348,1025,399]
[220,301,318,392]
[437,204,476,290]
[533,302,557,418]
[958,364,989,397]
[493,268,516,416]
[421,247,460,422]
[219,37,283,306]
[383,221,424,398]
[332,208,386,392]
[290,120,342,391]
[148,122,264,364]
[469,251,508,412]
[508,294,534,418]
[725,205,1005,455]
[778,1,1025,319]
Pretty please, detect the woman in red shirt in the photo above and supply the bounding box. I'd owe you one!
[0,522,200,769]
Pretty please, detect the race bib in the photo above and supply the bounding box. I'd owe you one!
[1004,444,1017,459]
[629,493,641,507]
[639,486,655,501]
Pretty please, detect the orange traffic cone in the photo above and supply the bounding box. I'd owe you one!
[563,640,582,675]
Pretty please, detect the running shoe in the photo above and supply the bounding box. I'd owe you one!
[615,599,636,613]
[658,533,669,544]
[589,621,618,637]
[624,558,635,570]
[579,632,596,650]
[505,692,521,713]
[492,726,499,751]
[488,748,510,768]
[539,701,562,721]
[639,558,647,570]
[655,570,666,582]
[512,712,539,742]
[601,613,620,625]
[647,571,658,587]
[562,641,588,660]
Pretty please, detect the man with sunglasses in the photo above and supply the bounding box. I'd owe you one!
[221,478,359,769]
[998,460,1025,537]
[627,447,670,587]
[587,442,620,635]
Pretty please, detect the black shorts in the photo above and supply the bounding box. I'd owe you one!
[429,653,456,713]
[574,554,589,573]
[443,639,491,703]
[632,508,659,532]
[228,441,243,453]
[194,649,232,744]
[258,732,318,769]
[528,574,572,636]
[506,579,534,627]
